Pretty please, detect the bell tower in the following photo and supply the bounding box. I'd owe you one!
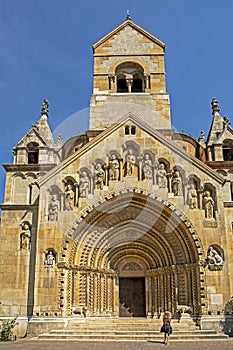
[89,15,171,130]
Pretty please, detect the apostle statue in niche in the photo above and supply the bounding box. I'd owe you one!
[79,171,90,198]
[203,191,215,219]
[187,184,198,209]
[171,169,183,196]
[109,154,119,180]
[20,222,31,250]
[142,154,153,181]
[95,163,105,190]
[126,148,137,176]
[48,194,60,221]
[207,246,223,266]
[157,163,167,188]
[64,182,75,210]
[44,250,56,268]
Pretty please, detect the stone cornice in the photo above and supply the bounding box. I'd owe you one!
[3,164,56,172]
[93,53,164,57]
[0,204,38,210]
[205,161,233,170]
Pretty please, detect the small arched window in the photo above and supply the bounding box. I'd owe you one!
[27,142,39,164]
[125,125,136,136]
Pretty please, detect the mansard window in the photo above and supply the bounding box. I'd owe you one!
[27,142,39,164]
[116,62,145,93]
[223,140,233,161]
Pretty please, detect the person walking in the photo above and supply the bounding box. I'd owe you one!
[160,311,172,345]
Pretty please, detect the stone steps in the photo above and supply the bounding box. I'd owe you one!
[37,317,228,341]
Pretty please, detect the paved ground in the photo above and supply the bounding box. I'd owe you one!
[0,339,233,350]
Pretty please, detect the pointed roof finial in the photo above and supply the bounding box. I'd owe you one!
[126,10,131,20]
[211,97,220,115]
[41,99,49,117]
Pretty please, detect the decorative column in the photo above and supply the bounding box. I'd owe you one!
[104,164,108,187]
[126,78,133,93]
[167,171,173,195]
[144,74,150,89]
[108,74,115,91]
[89,174,93,194]
[138,154,143,181]
[119,159,123,181]
[198,186,204,209]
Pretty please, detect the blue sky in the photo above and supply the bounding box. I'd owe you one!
[0,0,233,203]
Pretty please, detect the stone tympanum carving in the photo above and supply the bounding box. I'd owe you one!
[95,163,105,190]
[142,154,153,181]
[48,194,59,221]
[203,191,214,219]
[171,169,183,196]
[157,163,167,188]
[109,154,119,180]
[20,222,31,250]
[79,172,90,198]
[44,250,56,268]
[64,182,75,210]
[206,246,223,270]
[125,148,137,176]
[187,184,198,209]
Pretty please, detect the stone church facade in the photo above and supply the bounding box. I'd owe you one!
[0,17,233,334]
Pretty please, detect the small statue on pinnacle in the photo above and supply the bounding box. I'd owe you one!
[126,10,131,20]
[211,97,220,115]
[41,99,49,116]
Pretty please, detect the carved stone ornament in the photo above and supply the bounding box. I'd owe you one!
[44,250,56,268]
[48,194,59,221]
[203,219,217,228]
[20,222,31,250]
[206,246,223,271]
[122,262,142,271]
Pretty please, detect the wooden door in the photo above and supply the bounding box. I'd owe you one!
[119,277,146,317]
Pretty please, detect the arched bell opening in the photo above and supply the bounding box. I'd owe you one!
[115,62,145,93]
[61,191,204,318]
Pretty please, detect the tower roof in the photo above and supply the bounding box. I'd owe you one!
[93,18,165,51]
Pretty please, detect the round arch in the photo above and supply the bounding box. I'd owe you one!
[58,189,205,317]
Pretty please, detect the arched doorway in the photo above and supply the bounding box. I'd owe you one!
[60,191,203,317]
[117,257,147,317]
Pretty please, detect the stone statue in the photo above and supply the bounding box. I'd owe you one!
[95,163,105,190]
[41,98,49,116]
[157,163,167,188]
[187,184,198,209]
[203,191,214,219]
[20,223,31,250]
[171,169,183,196]
[44,250,56,268]
[64,182,75,210]
[142,154,153,180]
[48,194,59,221]
[109,154,119,180]
[79,171,90,198]
[211,97,220,114]
[126,148,137,176]
[207,246,223,266]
